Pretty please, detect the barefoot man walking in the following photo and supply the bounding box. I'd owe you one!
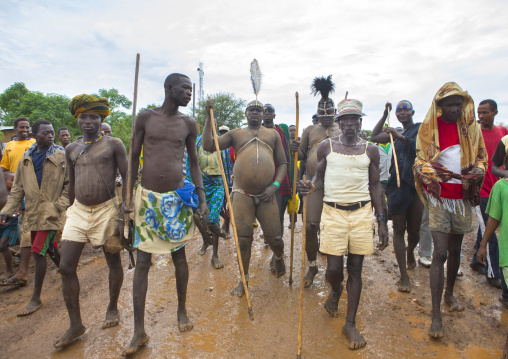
[123,73,209,356]
[299,98,388,350]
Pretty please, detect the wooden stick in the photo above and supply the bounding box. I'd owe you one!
[296,175,307,359]
[289,92,300,285]
[124,53,140,268]
[209,103,254,320]
[386,105,400,188]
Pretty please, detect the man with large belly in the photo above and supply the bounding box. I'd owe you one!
[202,99,288,297]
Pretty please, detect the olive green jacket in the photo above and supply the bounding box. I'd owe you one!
[2,144,69,231]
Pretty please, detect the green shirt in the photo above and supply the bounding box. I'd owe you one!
[486,179,508,267]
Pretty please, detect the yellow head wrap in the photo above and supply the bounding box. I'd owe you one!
[69,94,111,119]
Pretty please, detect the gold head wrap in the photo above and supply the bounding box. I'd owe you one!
[413,82,487,208]
[69,94,111,119]
[245,100,264,111]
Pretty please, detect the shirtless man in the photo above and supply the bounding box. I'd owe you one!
[54,94,128,348]
[202,99,288,297]
[299,98,388,350]
[101,123,112,137]
[290,75,341,287]
[123,73,209,356]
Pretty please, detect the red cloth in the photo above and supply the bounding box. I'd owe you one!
[480,125,508,197]
[31,230,57,256]
[274,125,291,197]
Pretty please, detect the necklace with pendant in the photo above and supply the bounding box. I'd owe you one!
[83,134,103,145]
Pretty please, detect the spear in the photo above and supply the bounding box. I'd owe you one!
[296,175,308,359]
[209,100,254,320]
[386,104,400,188]
[289,92,299,285]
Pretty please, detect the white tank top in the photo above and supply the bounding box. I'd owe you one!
[323,138,371,203]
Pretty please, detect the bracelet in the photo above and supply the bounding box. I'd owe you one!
[376,214,385,222]
[272,181,280,188]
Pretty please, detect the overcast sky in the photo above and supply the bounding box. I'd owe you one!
[1,0,507,132]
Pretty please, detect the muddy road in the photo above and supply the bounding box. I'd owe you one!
[0,215,505,358]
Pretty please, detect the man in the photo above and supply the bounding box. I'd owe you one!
[299,98,388,350]
[0,117,36,286]
[202,99,288,297]
[101,122,113,137]
[0,120,68,316]
[371,101,423,293]
[470,99,508,288]
[54,95,128,348]
[58,127,71,148]
[290,75,341,287]
[414,82,487,338]
[262,104,292,235]
[123,73,209,356]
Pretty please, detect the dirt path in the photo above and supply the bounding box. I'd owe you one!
[0,215,505,358]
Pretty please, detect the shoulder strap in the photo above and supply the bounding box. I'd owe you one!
[328,138,333,152]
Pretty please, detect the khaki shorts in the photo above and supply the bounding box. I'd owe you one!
[61,198,122,253]
[19,220,31,248]
[428,199,472,234]
[319,203,374,256]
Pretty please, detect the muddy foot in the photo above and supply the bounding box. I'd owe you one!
[342,323,366,350]
[231,281,246,297]
[397,276,411,293]
[102,308,120,329]
[270,255,286,277]
[177,309,193,332]
[17,300,42,317]
[304,266,319,288]
[429,317,444,338]
[0,271,14,281]
[222,225,231,239]
[198,244,208,256]
[407,250,416,270]
[122,332,149,356]
[54,324,86,348]
[444,292,464,312]
[211,256,224,269]
[324,287,342,318]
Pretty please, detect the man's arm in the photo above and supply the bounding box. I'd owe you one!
[129,111,147,198]
[477,217,501,265]
[298,140,329,195]
[54,156,70,212]
[0,163,25,220]
[491,141,508,178]
[0,172,6,209]
[367,143,388,250]
[113,138,128,205]
[259,133,288,202]
[65,146,76,205]
[370,103,391,144]
[186,119,209,219]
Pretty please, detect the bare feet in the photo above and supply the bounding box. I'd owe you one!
[102,308,120,329]
[198,244,208,256]
[429,317,444,338]
[53,324,86,348]
[231,281,246,297]
[444,292,464,312]
[324,284,343,318]
[304,266,319,288]
[211,256,224,269]
[222,226,231,239]
[177,308,193,332]
[270,255,286,277]
[342,322,366,350]
[0,271,14,281]
[397,276,411,293]
[407,249,416,270]
[17,300,42,317]
[122,332,149,356]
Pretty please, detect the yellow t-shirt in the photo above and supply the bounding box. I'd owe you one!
[1,139,36,172]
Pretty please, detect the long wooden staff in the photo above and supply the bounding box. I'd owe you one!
[386,105,400,188]
[289,92,299,285]
[124,53,140,269]
[209,102,254,321]
[296,175,307,359]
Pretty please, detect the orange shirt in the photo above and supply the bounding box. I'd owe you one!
[1,139,36,172]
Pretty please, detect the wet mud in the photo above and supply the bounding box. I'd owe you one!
[0,215,504,358]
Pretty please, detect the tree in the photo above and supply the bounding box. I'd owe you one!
[191,92,246,131]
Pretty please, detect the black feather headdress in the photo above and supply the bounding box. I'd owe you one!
[310,75,335,101]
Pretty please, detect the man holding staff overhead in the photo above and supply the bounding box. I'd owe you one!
[123,73,209,356]
[299,98,388,350]
[371,100,423,293]
[202,99,288,297]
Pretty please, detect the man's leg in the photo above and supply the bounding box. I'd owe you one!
[406,194,424,270]
[419,208,433,267]
[342,254,367,350]
[324,254,344,317]
[0,238,14,277]
[123,250,151,356]
[303,189,324,287]
[444,233,465,312]
[211,233,224,269]
[54,240,86,348]
[172,247,193,332]
[18,252,46,316]
[257,199,285,277]
[429,231,449,338]
[392,210,410,292]
[102,250,123,329]
[276,192,287,237]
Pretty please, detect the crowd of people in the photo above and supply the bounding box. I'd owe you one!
[0,74,507,356]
